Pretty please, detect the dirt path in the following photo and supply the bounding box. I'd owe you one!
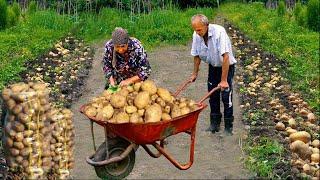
[70,42,252,179]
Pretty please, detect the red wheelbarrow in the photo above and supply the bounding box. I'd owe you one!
[80,80,220,179]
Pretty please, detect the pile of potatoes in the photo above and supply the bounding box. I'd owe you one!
[289,132,320,178]
[83,80,199,124]
[1,82,74,179]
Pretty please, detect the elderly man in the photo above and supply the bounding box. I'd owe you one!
[103,27,151,88]
[189,14,236,135]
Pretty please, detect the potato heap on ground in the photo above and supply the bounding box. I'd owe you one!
[83,80,199,124]
[270,98,320,178]
[1,82,74,179]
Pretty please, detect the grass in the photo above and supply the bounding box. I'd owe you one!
[0,7,214,90]
[78,7,214,50]
[219,2,319,113]
[0,10,73,89]
[244,137,285,178]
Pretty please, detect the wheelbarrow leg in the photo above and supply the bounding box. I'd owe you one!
[90,121,97,151]
[152,126,196,170]
[141,140,165,158]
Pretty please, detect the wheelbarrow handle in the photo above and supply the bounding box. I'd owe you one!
[197,86,221,105]
[173,79,193,97]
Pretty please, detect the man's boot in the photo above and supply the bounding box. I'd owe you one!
[224,116,234,136]
[206,114,222,133]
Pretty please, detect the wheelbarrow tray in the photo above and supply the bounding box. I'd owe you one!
[80,103,207,144]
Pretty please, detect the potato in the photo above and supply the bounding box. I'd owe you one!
[15,132,24,142]
[179,102,187,108]
[134,91,150,109]
[10,148,20,156]
[311,139,319,148]
[13,122,25,132]
[180,107,191,116]
[307,113,316,123]
[311,153,319,163]
[6,99,16,110]
[179,97,187,103]
[156,98,166,107]
[188,100,196,107]
[114,112,130,124]
[8,129,16,138]
[286,128,297,135]
[134,82,142,92]
[13,142,24,150]
[171,105,181,118]
[145,104,162,123]
[125,106,137,114]
[141,80,157,95]
[311,148,319,154]
[157,88,172,103]
[110,94,126,108]
[84,106,97,117]
[126,86,134,93]
[127,99,134,106]
[275,122,285,131]
[161,113,171,121]
[32,83,47,91]
[290,140,312,160]
[151,94,158,102]
[11,83,29,93]
[18,113,30,124]
[289,131,311,143]
[12,104,23,115]
[118,88,129,97]
[23,138,33,146]
[1,88,12,101]
[164,106,171,114]
[303,164,311,174]
[130,113,143,123]
[288,118,296,129]
[102,105,114,119]
[15,156,23,163]
[5,137,13,147]
[138,109,145,116]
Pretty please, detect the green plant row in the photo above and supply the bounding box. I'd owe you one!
[219,2,319,112]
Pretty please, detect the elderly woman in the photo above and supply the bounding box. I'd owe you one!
[102,27,151,88]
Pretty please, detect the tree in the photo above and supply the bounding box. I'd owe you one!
[0,0,8,30]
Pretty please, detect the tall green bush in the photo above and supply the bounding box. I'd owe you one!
[294,2,302,18]
[28,1,37,14]
[0,0,7,30]
[277,1,286,16]
[12,2,21,17]
[307,0,319,31]
[296,7,307,26]
[7,7,18,27]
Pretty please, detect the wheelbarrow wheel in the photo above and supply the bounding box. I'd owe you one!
[93,138,135,180]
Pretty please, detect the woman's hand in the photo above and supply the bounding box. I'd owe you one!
[119,76,141,87]
[119,79,132,87]
[109,76,116,86]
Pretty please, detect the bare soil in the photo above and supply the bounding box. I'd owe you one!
[70,42,252,179]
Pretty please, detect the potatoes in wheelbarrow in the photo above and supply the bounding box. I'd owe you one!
[83,80,199,124]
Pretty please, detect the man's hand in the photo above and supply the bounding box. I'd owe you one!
[189,72,198,82]
[219,81,229,91]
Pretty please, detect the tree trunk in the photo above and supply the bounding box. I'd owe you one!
[265,0,278,9]
[285,0,295,10]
